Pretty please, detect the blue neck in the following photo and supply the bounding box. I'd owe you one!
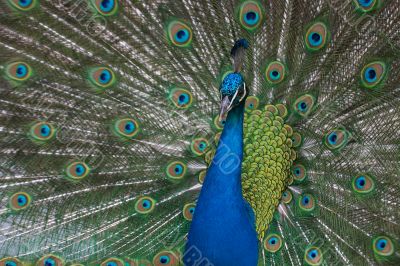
[185,101,258,266]
[205,101,245,196]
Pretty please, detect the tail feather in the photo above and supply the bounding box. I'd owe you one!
[0,0,399,265]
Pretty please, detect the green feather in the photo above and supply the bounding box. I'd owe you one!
[0,0,399,265]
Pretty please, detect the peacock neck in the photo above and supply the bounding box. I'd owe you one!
[204,100,245,196]
[186,99,259,265]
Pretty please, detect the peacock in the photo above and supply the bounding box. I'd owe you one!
[0,0,399,265]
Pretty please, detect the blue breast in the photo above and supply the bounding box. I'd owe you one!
[184,102,258,266]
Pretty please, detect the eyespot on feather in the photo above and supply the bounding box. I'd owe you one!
[91,0,118,16]
[113,118,140,139]
[29,121,56,142]
[213,115,225,131]
[352,174,375,194]
[305,22,328,51]
[265,61,286,84]
[65,161,90,180]
[304,246,323,265]
[245,96,260,111]
[281,190,293,204]
[264,233,283,253]
[360,61,387,89]
[298,193,316,211]
[135,196,156,214]
[165,161,187,180]
[100,258,124,266]
[293,94,315,117]
[7,0,38,11]
[354,0,380,12]
[323,128,350,151]
[291,132,302,148]
[9,192,31,211]
[372,236,394,257]
[89,67,116,89]
[0,257,23,266]
[238,1,264,31]
[169,88,193,109]
[190,138,209,156]
[292,164,306,182]
[36,254,64,266]
[152,251,179,266]
[167,20,193,47]
[5,61,33,82]
[182,203,196,221]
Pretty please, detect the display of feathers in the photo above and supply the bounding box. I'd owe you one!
[0,0,399,265]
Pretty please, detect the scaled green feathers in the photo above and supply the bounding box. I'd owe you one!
[0,0,399,265]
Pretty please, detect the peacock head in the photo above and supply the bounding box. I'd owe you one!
[219,72,247,119]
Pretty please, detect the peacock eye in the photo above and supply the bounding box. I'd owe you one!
[89,67,116,89]
[135,196,156,214]
[6,61,32,81]
[166,161,187,180]
[0,258,23,266]
[8,0,37,11]
[169,88,193,109]
[305,22,328,51]
[9,192,31,211]
[352,174,375,194]
[37,255,63,266]
[360,61,387,89]
[324,128,350,151]
[291,132,302,148]
[167,20,193,47]
[65,161,90,180]
[152,251,178,266]
[265,61,286,84]
[291,164,306,182]
[304,247,323,265]
[29,122,56,142]
[293,94,315,117]
[298,193,316,211]
[113,118,140,139]
[354,0,379,12]
[281,189,293,204]
[372,236,394,257]
[100,258,124,266]
[190,138,209,156]
[264,234,283,253]
[91,0,118,16]
[213,115,226,130]
[245,96,260,111]
[238,1,263,31]
[182,203,196,221]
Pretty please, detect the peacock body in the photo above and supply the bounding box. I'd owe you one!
[0,0,399,265]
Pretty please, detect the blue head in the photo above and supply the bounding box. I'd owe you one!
[219,72,247,119]
[219,39,249,118]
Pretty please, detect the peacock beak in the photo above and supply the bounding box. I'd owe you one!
[219,96,231,121]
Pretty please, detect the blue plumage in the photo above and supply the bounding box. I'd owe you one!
[220,73,244,96]
[185,101,258,266]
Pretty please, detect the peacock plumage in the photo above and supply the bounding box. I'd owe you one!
[0,0,399,265]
